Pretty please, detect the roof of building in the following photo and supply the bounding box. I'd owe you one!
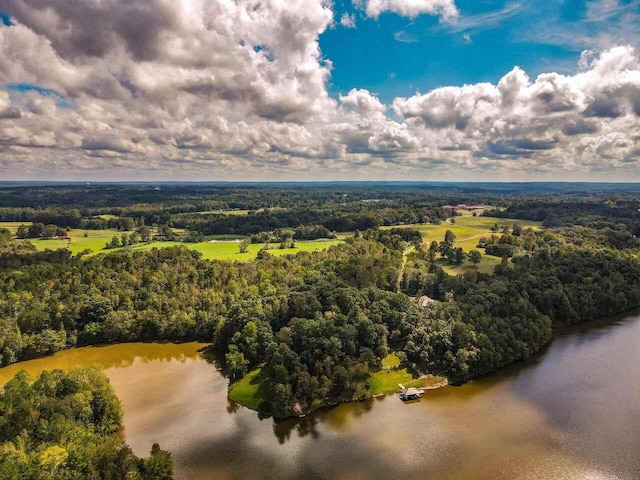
[403,387,422,396]
[417,295,436,307]
[442,204,484,210]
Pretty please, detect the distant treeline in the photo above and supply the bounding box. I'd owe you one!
[4,185,640,240]
[1,182,639,210]
[485,199,640,247]
[0,204,451,236]
[172,206,449,235]
[0,184,475,210]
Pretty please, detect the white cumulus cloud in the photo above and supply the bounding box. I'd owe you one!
[340,89,387,114]
[340,12,357,28]
[0,1,638,181]
[361,0,459,21]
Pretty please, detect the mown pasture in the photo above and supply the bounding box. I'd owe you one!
[386,214,540,276]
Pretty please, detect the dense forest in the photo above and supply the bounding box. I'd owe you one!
[485,200,640,246]
[1,182,636,237]
[1,229,640,416]
[0,366,172,479]
[1,183,640,420]
[0,202,450,237]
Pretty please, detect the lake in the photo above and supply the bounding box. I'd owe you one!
[1,312,639,479]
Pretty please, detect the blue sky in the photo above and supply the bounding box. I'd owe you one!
[0,0,639,181]
[321,0,640,103]
[6,82,72,108]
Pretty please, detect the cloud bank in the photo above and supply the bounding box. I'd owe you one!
[0,0,638,181]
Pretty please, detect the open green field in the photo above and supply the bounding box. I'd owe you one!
[390,212,541,275]
[21,228,126,255]
[452,205,505,217]
[0,221,32,235]
[335,232,353,240]
[2,223,145,255]
[228,369,265,410]
[439,255,501,276]
[130,239,342,261]
[386,214,537,277]
[204,234,250,240]
[384,215,541,252]
[25,230,342,261]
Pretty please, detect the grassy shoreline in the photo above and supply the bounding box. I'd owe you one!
[228,353,448,418]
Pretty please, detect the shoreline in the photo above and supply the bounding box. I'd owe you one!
[228,372,451,419]
[4,306,640,418]
[227,307,640,419]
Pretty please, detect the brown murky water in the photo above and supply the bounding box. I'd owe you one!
[2,312,640,480]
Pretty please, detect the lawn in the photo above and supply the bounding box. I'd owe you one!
[368,364,418,395]
[228,368,265,410]
[381,352,401,369]
[368,353,446,395]
[384,215,541,252]
[228,354,448,411]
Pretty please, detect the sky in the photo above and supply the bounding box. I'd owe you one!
[0,0,639,182]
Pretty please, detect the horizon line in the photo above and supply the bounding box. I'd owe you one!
[2,180,640,186]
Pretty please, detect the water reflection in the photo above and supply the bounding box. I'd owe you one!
[1,314,639,480]
[272,414,321,444]
[0,341,212,385]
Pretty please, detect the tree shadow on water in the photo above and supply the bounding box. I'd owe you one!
[273,415,320,444]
